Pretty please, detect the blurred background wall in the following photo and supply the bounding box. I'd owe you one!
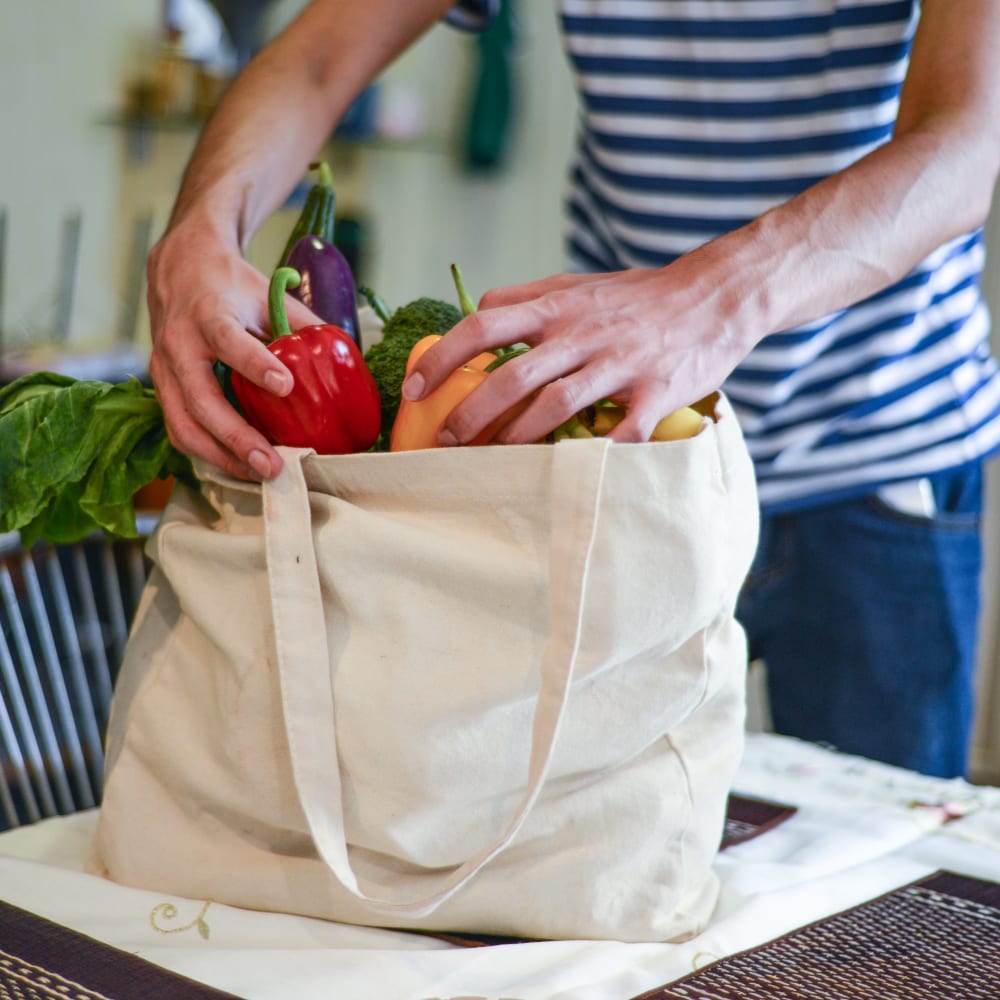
[4,0,1000,779]
[0,0,577,355]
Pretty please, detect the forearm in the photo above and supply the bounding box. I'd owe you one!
[713,121,1000,352]
[165,0,455,251]
[716,0,1000,352]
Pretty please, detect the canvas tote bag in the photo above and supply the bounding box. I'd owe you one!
[89,395,759,943]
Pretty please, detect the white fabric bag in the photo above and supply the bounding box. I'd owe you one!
[89,395,759,942]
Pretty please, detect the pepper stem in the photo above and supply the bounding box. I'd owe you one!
[484,345,531,372]
[450,263,478,317]
[358,285,393,324]
[269,267,301,340]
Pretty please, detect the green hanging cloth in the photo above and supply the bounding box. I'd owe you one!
[463,0,517,171]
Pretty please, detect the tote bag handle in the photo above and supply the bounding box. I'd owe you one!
[262,439,611,916]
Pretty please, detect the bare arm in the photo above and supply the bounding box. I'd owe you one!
[406,0,1000,446]
[148,0,454,479]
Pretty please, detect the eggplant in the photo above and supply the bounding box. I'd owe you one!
[285,234,361,346]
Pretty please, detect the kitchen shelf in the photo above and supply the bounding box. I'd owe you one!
[97,113,452,161]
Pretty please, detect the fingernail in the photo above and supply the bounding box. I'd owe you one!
[264,370,291,395]
[402,372,425,401]
[248,449,272,478]
[438,428,458,447]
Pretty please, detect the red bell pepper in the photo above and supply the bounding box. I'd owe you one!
[231,267,381,454]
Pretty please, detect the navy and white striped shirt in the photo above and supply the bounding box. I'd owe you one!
[451,0,1000,510]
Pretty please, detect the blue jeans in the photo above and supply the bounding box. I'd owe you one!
[736,464,984,779]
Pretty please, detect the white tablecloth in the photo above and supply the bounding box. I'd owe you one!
[3,732,1000,1000]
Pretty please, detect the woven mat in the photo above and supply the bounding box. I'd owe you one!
[0,898,242,1000]
[721,793,798,849]
[632,870,1000,999]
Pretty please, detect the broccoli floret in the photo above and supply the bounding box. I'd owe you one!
[382,297,464,343]
[363,297,463,449]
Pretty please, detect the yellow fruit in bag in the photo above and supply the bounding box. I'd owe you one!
[650,406,705,441]
[587,400,708,441]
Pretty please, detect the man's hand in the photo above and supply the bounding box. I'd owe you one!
[401,252,758,447]
[147,216,322,480]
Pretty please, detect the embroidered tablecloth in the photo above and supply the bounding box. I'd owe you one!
[3,734,1000,1000]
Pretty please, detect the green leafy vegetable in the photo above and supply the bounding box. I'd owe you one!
[0,372,196,545]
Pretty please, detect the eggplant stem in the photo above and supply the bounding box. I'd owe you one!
[311,160,334,189]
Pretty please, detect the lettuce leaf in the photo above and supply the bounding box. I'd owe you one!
[0,372,196,544]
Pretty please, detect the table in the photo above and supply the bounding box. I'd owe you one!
[4,733,1000,1000]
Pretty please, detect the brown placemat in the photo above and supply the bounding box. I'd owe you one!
[631,870,1000,999]
[721,793,798,849]
[0,898,244,1000]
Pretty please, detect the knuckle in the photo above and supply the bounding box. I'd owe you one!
[148,352,167,387]
[180,374,222,420]
[162,420,184,452]
[542,376,587,412]
[495,359,533,394]
[201,315,241,355]
[218,326,272,373]
[554,381,584,411]
[218,426,246,454]
[461,312,491,348]
[189,292,225,328]
[183,395,213,427]
[478,288,502,310]
[173,396,260,474]
[145,247,166,299]
[172,355,208,389]
[613,420,647,444]
[164,418,198,457]
[532,292,565,324]
[150,315,182,357]
[445,401,478,441]
[497,345,554,390]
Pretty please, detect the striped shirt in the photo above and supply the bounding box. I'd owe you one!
[450,0,1000,510]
